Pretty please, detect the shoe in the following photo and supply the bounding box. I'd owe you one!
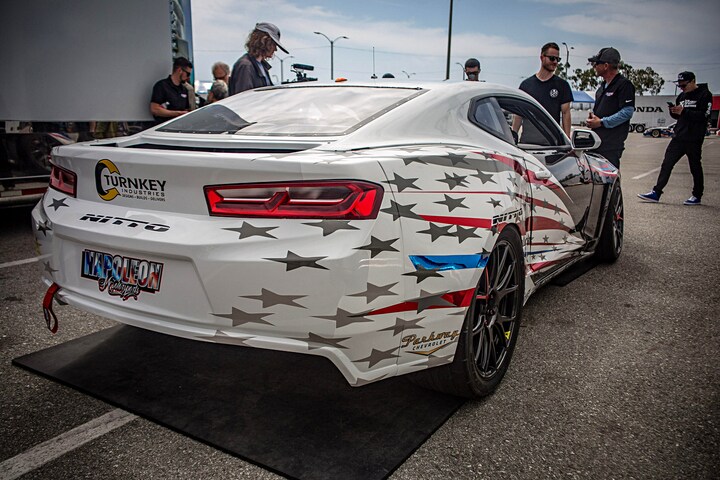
[683,196,701,206]
[637,190,660,202]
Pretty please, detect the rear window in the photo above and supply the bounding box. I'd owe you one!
[158,86,423,136]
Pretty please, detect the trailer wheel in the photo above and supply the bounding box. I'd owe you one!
[634,124,645,133]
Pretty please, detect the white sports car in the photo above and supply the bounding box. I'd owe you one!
[32,82,623,398]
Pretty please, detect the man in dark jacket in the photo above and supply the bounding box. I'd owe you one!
[638,71,712,205]
[229,22,288,96]
[585,47,635,168]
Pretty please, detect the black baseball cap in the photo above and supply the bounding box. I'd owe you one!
[675,71,695,83]
[588,47,620,66]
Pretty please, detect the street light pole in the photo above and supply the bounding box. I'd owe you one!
[561,42,574,78]
[401,70,415,79]
[278,55,294,83]
[456,62,465,80]
[445,0,454,80]
[314,31,348,80]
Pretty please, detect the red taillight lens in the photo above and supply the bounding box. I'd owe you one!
[204,180,384,219]
[49,164,77,197]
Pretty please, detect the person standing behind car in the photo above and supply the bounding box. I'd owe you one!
[513,43,573,138]
[212,61,230,85]
[638,72,712,206]
[229,22,288,95]
[150,57,196,125]
[585,47,635,168]
[464,58,481,81]
[207,80,228,103]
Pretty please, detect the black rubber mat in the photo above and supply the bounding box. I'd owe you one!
[551,257,600,287]
[13,325,465,480]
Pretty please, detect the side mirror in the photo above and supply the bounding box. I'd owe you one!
[571,129,602,150]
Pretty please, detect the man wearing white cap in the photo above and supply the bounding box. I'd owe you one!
[229,22,289,95]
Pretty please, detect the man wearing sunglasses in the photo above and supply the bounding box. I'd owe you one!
[464,58,481,82]
[515,42,573,138]
[150,57,196,125]
[585,47,635,168]
[638,72,712,205]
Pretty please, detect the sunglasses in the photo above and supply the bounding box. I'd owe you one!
[544,55,561,62]
[677,82,689,88]
[182,69,192,76]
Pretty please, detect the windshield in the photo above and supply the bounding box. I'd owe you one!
[158,86,423,136]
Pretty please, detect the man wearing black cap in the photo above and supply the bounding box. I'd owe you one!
[638,72,712,205]
[585,47,635,168]
[464,58,481,81]
[229,22,289,95]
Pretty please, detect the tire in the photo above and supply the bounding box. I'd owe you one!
[635,124,645,133]
[596,184,623,262]
[409,227,524,398]
[651,129,661,138]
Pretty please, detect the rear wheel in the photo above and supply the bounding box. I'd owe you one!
[409,227,524,398]
[651,129,661,138]
[635,124,645,133]
[596,184,623,262]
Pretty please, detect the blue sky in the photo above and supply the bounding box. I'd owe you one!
[191,0,720,94]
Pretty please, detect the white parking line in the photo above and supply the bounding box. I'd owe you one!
[631,167,661,180]
[0,257,40,269]
[0,409,137,480]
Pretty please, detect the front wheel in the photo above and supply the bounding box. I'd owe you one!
[651,129,661,138]
[596,184,623,262]
[409,227,524,398]
[635,124,645,133]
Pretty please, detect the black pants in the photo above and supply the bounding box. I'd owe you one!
[653,138,704,199]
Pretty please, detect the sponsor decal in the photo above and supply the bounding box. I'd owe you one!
[81,249,163,300]
[79,213,169,232]
[492,208,522,226]
[95,159,167,202]
[634,106,665,112]
[401,330,460,356]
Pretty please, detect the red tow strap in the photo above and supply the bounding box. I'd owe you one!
[42,283,61,333]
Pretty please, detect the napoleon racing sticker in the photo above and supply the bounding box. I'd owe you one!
[81,249,164,300]
[95,159,167,202]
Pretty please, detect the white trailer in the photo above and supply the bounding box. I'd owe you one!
[629,95,676,133]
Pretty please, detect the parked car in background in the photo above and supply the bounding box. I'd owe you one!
[33,82,622,398]
[643,122,676,138]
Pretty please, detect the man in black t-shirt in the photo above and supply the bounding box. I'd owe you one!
[513,42,573,142]
[150,57,195,125]
[585,47,635,168]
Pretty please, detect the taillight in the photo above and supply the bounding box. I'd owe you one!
[49,164,77,197]
[204,180,383,219]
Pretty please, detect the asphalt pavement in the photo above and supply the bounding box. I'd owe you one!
[1,134,718,479]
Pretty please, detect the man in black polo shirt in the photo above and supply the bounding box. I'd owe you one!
[150,57,195,125]
[514,42,573,139]
[585,47,635,168]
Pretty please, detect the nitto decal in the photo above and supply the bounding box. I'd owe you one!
[492,209,521,226]
[401,330,460,356]
[81,249,163,300]
[95,159,167,202]
[79,213,169,232]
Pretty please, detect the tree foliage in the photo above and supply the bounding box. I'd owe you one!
[569,61,665,95]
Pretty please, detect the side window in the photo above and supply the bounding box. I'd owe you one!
[497,97,567,148]
[469,97,515,145]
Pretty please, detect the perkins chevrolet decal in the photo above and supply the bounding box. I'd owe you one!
[401,330,460,356]
[79,213,169,232]
[95,159,167,202]
[81,249,163,300]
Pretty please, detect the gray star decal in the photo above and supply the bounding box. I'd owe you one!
[295,332,351,350]
[212,307,273,327]
[354,236,399,258]
[264,251,328,271]
[403,267,444,284]
[355,346,400,368]
[200,330,255,346]
[505,187,517,200]
[540,253,547,261]
[380,200,424,221]
[223,222,277,240]
[543,235,550,243]
[242,288,306,308]
[379,316,426,336]
[417,223,454,242]
[415,290,454,313]
[438,172,469,190]
[418,353,455,368]
[303,220,359,236]
[43,261,58,275]
[37,222,51,236]
[315,308,373,328]
[454,225,481,243]
[487,197,502,208]
[49,198,68,211]
[471,170,496,184]
[435,195,468,212]
[385,172,420,192]
[349,281,398,303]
[402,156,428,166]
[446,153,472,167]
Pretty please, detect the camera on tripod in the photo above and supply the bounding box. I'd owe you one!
[286,63,318,83]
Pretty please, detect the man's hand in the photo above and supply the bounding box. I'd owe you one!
[586,112,603,129]
[669,104,683,115]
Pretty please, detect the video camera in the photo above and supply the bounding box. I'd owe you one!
[286,63,318,83]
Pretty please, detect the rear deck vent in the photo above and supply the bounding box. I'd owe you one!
[126,143,306,154]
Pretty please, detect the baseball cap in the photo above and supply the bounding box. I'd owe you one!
[675,71,695,83]
[255,22,289,54]
[588,47,621,66]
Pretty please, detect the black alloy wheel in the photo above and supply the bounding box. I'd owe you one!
[596,184,623,262]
